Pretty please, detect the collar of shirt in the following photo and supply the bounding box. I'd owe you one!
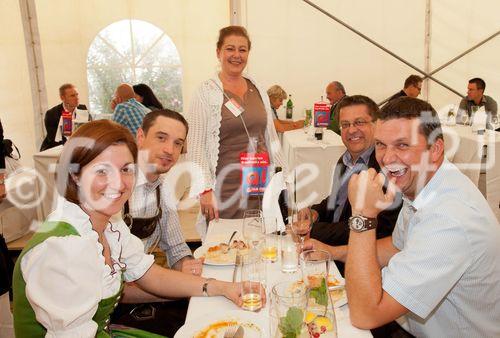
[403,158,450,212]
[136,166,161,192]
[48,197,122,235]
[467,95,487,105]
[342,145,374,170]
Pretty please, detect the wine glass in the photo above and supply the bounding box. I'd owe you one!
[242,209,264,249]
[461,113,469,125]
[290,207,313,249]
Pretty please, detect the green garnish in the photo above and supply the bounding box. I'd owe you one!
[309,278,328,306]
[278,306,304,338]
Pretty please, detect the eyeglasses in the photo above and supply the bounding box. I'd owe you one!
[340,120,372,130]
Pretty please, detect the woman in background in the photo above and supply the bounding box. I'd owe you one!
[133,84,164,111]
[267,85,304,133]
[186,26,285,227]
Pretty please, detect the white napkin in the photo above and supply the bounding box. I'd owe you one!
[262,171,286,232]
[472,106,487,132]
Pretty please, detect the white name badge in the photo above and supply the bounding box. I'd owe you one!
[225,98,244,117]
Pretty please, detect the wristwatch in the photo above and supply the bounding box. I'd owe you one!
[202,278,215,297]
[348,215,378,232]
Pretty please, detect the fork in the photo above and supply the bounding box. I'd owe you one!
[224,325,243,338]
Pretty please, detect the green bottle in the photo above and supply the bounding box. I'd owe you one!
[286,94,293,119]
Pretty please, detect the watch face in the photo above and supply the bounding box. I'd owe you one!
[351,216,365,231]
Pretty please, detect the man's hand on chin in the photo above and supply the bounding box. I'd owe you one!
[348,168,396,218]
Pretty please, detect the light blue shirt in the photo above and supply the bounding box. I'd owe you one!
[382,159,500,337]
[329,146,373,222]
[113,98,150,136]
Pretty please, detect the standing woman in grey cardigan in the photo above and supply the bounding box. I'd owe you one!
[186,26,285,232]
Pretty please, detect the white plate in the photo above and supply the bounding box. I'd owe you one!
[174,309,264,338]
[330,286,347,308]
[328,272,347,308]
[193,243,236,266]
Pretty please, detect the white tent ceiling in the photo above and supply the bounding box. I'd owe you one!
[1,0,498,166]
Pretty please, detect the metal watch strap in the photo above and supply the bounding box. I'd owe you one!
[202,278,215,296]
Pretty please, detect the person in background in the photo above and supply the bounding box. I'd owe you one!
[456,77,498,128]
[0,117,14,338]
[326,81,348,135]
[0,118,5,202]
[112,83,151,136]
[133,84,164,111]
[40,83,88,151]
[345,97,500,337]
[186,26,285,229]
[302,95,401,275]
[12,120,264,337]
[267,85,304,133]
[387,74,423,102]
[111,110,203,336]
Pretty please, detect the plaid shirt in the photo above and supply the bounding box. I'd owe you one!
[127,168,191,267]
[112,98,150,136]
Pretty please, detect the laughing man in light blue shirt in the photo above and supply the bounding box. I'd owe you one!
[345,97,500,337]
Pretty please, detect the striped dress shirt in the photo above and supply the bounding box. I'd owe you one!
[381,159,500,337]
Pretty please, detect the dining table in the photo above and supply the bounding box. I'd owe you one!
[281,129,346,207]
[442,125,500,220]
[183,218,372,337]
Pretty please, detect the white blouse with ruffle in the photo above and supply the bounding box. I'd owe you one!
[20,198,154,337]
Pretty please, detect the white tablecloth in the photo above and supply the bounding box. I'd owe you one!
[1,171,38,242]
[443,126,500,220]
[282,129,345,207]
[33,146,63,220]
[184,219,372,338]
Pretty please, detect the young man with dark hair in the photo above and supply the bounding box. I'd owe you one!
[302,95,401,275]
[344,97,500,336]
[112,109,200,336]
[457,77,498,127]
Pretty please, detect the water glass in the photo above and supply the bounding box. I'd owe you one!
[270,281,308,338]
[281,233,299,273]
[262,217,278,262]
[240,254,263,311]
[300,250,337,338]
[243,209,264,249]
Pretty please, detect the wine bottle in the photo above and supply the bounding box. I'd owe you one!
[275,167,289,226]
[286,94,293,119]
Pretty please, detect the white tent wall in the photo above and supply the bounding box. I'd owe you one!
[0,0,37,167]
[239,0,498,118]
[35,0,229,115]
[241,0,427,118]
[0,0,498,167]
[428,0,500,110]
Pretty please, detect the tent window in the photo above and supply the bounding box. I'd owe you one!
[87,19,182,114]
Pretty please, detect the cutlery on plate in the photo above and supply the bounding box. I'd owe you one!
[224,325,244,338]
[227,230,238,245]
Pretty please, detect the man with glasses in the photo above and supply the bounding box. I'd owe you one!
[302,95,401,275]
[387,75,423,103]
[456,77,497,128]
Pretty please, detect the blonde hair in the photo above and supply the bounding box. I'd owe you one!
[267,85,287,100]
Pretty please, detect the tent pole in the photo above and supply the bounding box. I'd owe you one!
[19,0,47,149]
[424,0,432,101]
[230,0,241,25]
